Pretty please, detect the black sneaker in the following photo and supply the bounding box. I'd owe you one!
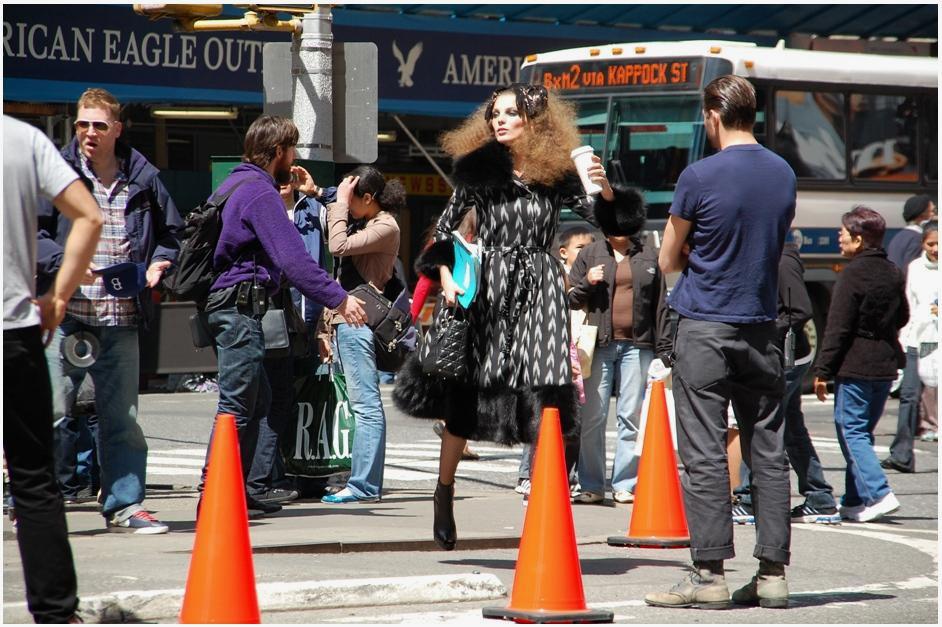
[246,496,282,515]
[64,486,97,506]
[790,502,841,524]
[731,499,755,525]
[880,457,914,473]
[253,488,299,504]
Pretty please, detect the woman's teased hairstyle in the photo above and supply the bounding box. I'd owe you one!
[441,83,580,186]
[842,205,886,250]
[348,165,407,214]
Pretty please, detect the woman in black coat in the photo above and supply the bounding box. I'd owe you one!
[813,206,908,523]
[393,84,618,549]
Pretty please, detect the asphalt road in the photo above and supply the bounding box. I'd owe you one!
[130,384,938,624]
[4,384,935,624]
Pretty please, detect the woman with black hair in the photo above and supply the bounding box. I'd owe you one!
[393,83,622,549]
[321,166,405,504]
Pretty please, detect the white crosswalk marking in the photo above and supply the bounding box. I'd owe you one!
[147,448,204,477]
[146,434,854,486]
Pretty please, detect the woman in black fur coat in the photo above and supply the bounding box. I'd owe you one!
[392,83,626,550]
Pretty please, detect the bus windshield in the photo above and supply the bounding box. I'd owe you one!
[565,94,708,222]
[608,95,706,219]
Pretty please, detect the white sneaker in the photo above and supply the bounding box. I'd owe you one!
[514,479,531,495]
[613,490,634,504]
[839,503,866,521]
[572,491,604,504]
[855,492,901,522]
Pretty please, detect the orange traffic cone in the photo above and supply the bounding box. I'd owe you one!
[180,413,260,623]
[483,407,613,623]
[608,380,690,549]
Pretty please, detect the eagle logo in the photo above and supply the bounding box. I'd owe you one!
[392,41,423,88]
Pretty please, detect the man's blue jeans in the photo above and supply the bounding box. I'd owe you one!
[48,319,146,518]
[336,323,386,499]
[833,378,893,507]
[888,346,921,471]
[46,333,100,496]
[739,360,836,509]
[203,305,269,491]
[245,355,293,496]
[578,340,652,496]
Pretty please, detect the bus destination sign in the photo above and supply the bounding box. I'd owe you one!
[535,58,703,93]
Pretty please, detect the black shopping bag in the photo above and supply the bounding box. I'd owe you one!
[280,364,356,477]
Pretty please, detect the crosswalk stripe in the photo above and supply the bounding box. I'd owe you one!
[148,448,206,456]
[147,467,201,476]
[146,457,205,467]
[145,434,853,485]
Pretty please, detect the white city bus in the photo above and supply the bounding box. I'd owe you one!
[521,40,938,347]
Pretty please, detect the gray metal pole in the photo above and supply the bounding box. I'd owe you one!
[292,7,333,161]
[391,114,453,189]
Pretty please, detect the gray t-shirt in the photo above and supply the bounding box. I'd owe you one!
[3,116,79,329]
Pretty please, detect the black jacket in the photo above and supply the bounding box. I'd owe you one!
[568,237,672,360]
[777,244,813,361]
[813,248,908,381]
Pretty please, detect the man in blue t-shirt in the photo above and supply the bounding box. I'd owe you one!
[646,75,796,611]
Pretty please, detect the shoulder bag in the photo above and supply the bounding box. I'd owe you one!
[570,308,598,379]
[421,299,469,381]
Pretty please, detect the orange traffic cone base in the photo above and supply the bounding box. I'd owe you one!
[607,534,690,548]
[482,606,614,624]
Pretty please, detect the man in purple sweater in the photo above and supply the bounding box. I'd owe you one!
[199,115,365,516]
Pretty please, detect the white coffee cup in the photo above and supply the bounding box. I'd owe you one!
[571,145,603,196]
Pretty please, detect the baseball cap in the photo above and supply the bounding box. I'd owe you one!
[451,232,480,309]
[92,262,147,297]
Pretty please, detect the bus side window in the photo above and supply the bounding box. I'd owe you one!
[754,86,768,147]
[774,90,847,180]
[926,93,938,184]
[850,93,918,182]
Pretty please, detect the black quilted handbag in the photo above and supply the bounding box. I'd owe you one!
[421,304,469,381]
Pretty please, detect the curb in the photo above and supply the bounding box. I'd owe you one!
[3,573,507,623]
[251,535,521,554]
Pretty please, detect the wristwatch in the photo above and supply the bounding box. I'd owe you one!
[309,185,322,199]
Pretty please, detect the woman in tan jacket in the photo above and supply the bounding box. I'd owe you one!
[321,166,405,504]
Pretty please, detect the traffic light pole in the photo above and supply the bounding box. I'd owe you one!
[292,6,335,189]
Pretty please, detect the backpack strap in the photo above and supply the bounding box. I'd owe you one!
[211,177,251,208]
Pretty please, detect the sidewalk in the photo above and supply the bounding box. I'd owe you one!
[2,488,630,622]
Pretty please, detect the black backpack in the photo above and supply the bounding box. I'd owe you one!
[163,180,247,305]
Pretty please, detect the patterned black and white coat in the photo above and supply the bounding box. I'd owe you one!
[393,139,632,445]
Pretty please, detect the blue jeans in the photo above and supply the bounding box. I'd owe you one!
[336,323,386,499]
[46,334,100,496]
[48,319,146,518]
[245,355,294,496]
[833,378,893,507]
[578,340,652,495]
[740,360,836,509]
[203,305,269,491]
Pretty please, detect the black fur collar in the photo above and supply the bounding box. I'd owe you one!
[450,140,583,198]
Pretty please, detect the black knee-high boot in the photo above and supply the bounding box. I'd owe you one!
[433,480,457,550]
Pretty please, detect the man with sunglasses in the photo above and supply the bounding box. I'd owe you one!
[37,88,182,534]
